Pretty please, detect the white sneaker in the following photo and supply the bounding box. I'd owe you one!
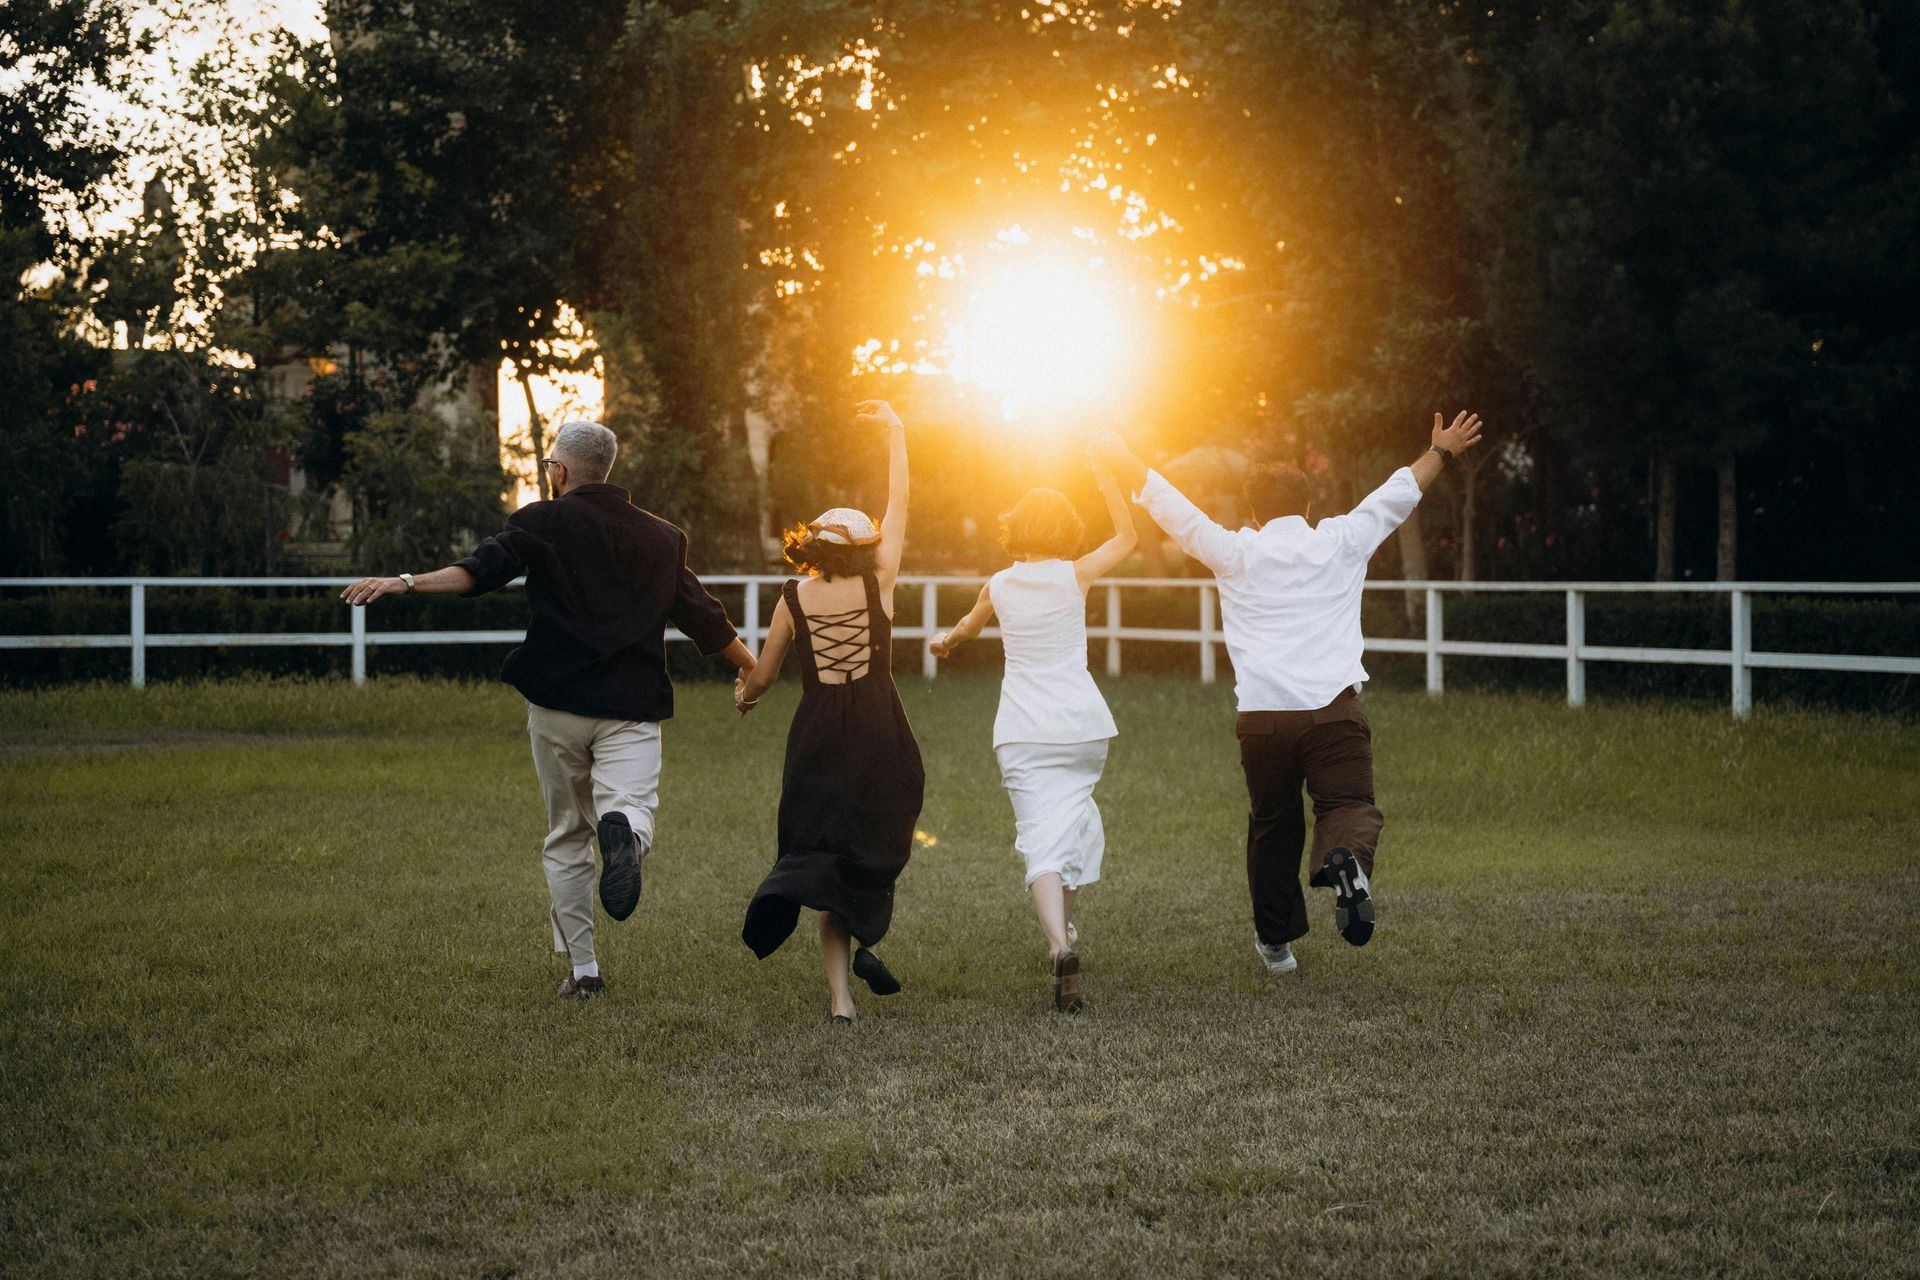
[1253,935,1298,975]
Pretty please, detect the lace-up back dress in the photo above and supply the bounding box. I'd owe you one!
[742,571,926,957]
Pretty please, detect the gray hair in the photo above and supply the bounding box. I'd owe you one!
[551,420,617,484]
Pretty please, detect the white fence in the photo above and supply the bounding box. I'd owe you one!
[2,576,1917,719]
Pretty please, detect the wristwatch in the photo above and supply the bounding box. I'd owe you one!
[1428,445,1453,465]
[399,572,417,592]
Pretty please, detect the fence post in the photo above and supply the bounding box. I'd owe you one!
[350,602,367,686]
[1198,584,1217,684]
[922,581,939,678]
[743,582,761,650]
[1425,587,1444,696]
[130,583,146,689]
[1565,589,1585,708]
[1105,582,1121,677]
[1731,589,1752,720]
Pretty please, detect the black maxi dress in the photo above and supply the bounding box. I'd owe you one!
[742,571,926,958]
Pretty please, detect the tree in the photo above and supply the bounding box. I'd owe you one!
[1481,1,1904,580]
[0,0,136,573]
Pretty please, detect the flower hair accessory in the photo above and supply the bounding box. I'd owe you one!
[805,507,881,546]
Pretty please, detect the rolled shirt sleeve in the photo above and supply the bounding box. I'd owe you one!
[668,534,739,656]
[1133,470,1246,577]
[1323,467,1423,559]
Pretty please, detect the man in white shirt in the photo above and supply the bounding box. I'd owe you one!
[1091,412,1484,976]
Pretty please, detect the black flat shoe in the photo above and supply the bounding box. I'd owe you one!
[597,813,642,921]
[852,947,902,996]
[829,1013,855,1026]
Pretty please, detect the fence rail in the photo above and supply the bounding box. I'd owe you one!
[3,576,1917,719]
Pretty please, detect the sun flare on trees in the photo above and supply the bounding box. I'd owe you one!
[958,254,1145,431]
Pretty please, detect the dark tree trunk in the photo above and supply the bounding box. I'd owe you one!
[520,368,548,501]
[1459,463,1479,581]
[1716,455,1737,582]
[1399,503,1430,627]
[1654,454,1677,582]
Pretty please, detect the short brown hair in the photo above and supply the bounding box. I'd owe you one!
[998,488,1086,559]
[1244,462,1312,523]
[781,523,879,580]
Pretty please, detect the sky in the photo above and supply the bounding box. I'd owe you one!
[82,0,327,236]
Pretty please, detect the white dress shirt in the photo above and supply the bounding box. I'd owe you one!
[1134,467,1424,712]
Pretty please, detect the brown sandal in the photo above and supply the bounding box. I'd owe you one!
[1052,949,1084,1014]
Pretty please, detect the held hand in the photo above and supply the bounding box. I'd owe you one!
[1432,411,1485,455]
[929,634,954,659]
[341,576,407,606]
[1087,429,1130,472]
[853,399,904,431]
[733,675,758,717]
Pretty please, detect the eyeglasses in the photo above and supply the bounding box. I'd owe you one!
[540,457,563,470]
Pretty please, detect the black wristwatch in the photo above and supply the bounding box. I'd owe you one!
[1428,445,1453,465]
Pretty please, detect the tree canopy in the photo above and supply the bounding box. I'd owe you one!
[5,0,1915,580]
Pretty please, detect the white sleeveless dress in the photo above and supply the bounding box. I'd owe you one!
[988,559,1117,888]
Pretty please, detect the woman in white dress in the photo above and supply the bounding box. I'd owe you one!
[930,461,1136,1012]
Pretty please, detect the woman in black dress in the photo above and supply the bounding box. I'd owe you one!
[735,400,925,1023]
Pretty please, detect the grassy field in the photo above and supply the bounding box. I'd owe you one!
[1,674,1916,1277]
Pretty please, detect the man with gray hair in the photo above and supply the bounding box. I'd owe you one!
[343,420,756,999]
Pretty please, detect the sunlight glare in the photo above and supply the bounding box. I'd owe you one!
[961,256,1143,430]
[498,305,603,507]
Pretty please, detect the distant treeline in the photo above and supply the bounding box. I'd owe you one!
[5,1,1916,583]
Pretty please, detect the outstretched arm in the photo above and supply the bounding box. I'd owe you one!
[860,399,908,586]
[929,584,994,659]
[1088,428,1242,576]
[340,564,476,606]
[735,599,795,715]
[1074,464,1138,590]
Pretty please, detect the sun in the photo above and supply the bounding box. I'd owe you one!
[959,256,1144,429]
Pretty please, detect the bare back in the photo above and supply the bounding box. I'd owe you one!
[792,573,895,685]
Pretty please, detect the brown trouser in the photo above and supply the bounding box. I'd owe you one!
[1236,689,1383,946]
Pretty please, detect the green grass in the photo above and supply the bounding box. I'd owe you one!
[2,675,1917,1277]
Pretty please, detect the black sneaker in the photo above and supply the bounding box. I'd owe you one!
[1326,847,1375,947]
[597,813,642,921]
[852,947,902,996]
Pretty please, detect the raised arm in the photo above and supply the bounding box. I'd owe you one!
[735,597,796,716]
[1074,464,1138,589]
[858,399,908,586]
[1410,411,1484,490]
[1088,429,1242,576]
[1325,411,1485,559]
[929,583,994,659]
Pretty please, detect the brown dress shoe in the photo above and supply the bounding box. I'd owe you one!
[1052,950,1084,1014]
[556,974,607,1000]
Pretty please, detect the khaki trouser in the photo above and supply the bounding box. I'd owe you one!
[1236,688,1383,947]
[526,702,663,968]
